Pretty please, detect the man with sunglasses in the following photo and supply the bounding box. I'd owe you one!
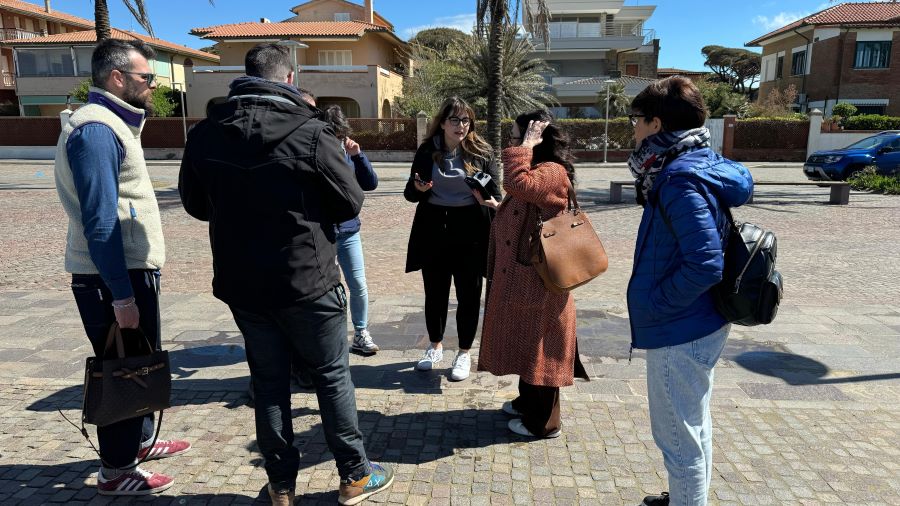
[54,38,190,496]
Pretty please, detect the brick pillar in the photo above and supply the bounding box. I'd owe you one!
[722,114,736,159]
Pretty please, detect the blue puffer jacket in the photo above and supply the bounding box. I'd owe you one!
[627,148,753,350]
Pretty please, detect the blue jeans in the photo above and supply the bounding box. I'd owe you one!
[229,285,371,489]
[70,270,160,469]
[646,324,730,506]
[336,231,369,330]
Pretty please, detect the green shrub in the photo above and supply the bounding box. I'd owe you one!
[831,102,857,118]
[842,114,900,131]
[848,166,900,194]
[67,79,178,117]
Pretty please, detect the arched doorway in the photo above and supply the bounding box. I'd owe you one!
[381,99,391,118]
[317,97,361,118]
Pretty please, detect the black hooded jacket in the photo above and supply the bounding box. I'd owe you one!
[179,77,364,309]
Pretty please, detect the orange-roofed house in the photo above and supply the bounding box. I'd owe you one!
[747,1,900,116]
[0,21,219,116]
[0,0,95,115]
[186,0,409,118]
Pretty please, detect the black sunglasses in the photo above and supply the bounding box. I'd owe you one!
[628,113,646,126]
[118,69,156,86]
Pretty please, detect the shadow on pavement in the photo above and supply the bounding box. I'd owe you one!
[734,350,900,384]
[0,461,261,504]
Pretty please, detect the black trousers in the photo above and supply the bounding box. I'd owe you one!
[511,379,561,437]
[421,260,482,349]
[71,270,160,469]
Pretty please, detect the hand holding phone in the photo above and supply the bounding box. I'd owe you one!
[413,173,433,192]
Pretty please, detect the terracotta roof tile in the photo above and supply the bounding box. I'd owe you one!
[0,0,93,29]
[747,2,900,46]
[190,20,388,39]
[0,27,219,62]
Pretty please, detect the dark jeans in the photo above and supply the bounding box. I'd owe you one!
[512,379,561,437]
[230,285,371,489]
[421,261,482,349]
[71,270,160,469]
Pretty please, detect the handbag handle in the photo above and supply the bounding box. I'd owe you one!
[104,323,154,359]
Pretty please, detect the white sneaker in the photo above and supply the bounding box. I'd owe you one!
[449,352,471,381]
[416,347,443,371]
[501,401,521,416]
[352,329,379,354]
[508,418,561,438]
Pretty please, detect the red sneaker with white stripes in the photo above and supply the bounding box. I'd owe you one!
[97,467,174,496]
[137,439,192,461]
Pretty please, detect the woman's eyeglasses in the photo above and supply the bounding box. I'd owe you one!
[447,116,471,127]
[628,114,646,127]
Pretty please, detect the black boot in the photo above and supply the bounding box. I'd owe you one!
[640,492,669,506]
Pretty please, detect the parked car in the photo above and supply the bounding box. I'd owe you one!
[804,131,900,181]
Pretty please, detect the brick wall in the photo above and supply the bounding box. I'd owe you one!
[757,33,808,103]
[618,39,659,79]
[0,117,204,147]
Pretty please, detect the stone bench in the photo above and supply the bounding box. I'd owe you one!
[607,180,851,205]
[749,181,851,205]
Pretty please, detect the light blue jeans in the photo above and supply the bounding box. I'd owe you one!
[646,324,730,506]
[336,230,369,330]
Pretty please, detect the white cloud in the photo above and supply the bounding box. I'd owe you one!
[752,12,806,31]
[402,13,477,39]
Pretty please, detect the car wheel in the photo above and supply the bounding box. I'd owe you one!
[842,164,865,180]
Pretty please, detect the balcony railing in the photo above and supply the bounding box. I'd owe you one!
[0,28,43,41]
[1,71,14,88]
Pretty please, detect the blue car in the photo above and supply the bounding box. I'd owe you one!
[804,131,900,181]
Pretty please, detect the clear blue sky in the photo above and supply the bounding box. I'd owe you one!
[46,0,838,70]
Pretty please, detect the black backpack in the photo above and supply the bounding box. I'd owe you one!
[658,198,783,327]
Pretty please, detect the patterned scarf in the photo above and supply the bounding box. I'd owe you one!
[627,127,711,204]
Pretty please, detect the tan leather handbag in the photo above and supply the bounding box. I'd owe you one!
[527,181,608,294]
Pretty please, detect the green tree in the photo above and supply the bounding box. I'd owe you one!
[595,82,630,118]
[408,27,470,53]
[701,45,761,95]
[697,77,749,117]
[442,27,556,119]
[395,43,458,117]
[476,0,551,155]
[68,79,177,117]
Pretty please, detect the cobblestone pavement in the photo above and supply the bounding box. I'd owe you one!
[1,160,899,505]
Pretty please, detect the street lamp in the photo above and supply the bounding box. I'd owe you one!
[602,79,617,163]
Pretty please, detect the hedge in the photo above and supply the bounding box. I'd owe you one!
[734,118,809,149]
[474,118,635,150]
[842,114,900,131]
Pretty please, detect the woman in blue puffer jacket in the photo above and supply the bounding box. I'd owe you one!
[627,77,753,506]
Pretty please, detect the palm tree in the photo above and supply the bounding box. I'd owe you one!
[94,1,213,41]
[595,82,631,118]
[444,27,556,119]
[476,0,551,156]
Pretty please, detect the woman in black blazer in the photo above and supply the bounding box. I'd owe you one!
[404,96,501,382]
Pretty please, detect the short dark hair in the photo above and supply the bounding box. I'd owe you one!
[630,76,706,131]
[321,105,351,138]
[297,87,316,105]
[92,38,155,88]
[245,43,292,81]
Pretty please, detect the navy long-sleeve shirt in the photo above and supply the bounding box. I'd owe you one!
[65,123,133,300]
[336,151,377,234]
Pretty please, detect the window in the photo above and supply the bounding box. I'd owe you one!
[559,18,577,38]
[577,17,600,37]
[318,50,352,66]
[776,55,784,79]
[334,12,351,21]
[855,105,886,115]
[15,48,74,76]
[153,51,171,78]
[791,50,806,75]
[73,47,93,76]
[855,41,891,69]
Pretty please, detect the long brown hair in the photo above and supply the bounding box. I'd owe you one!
[425,97,493,175]
[514,109,576,183]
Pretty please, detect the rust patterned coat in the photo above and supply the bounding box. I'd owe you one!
[477,147,588,387]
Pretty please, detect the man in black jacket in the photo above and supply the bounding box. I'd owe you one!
[179,43,392,506]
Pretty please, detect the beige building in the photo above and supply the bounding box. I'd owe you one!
[1,27,218,116]
[186,0,408,118]
[0,0,94,115]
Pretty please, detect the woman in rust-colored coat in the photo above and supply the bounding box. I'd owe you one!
[474,110,588,439]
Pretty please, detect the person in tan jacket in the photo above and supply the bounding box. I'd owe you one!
[476,110,589,438]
